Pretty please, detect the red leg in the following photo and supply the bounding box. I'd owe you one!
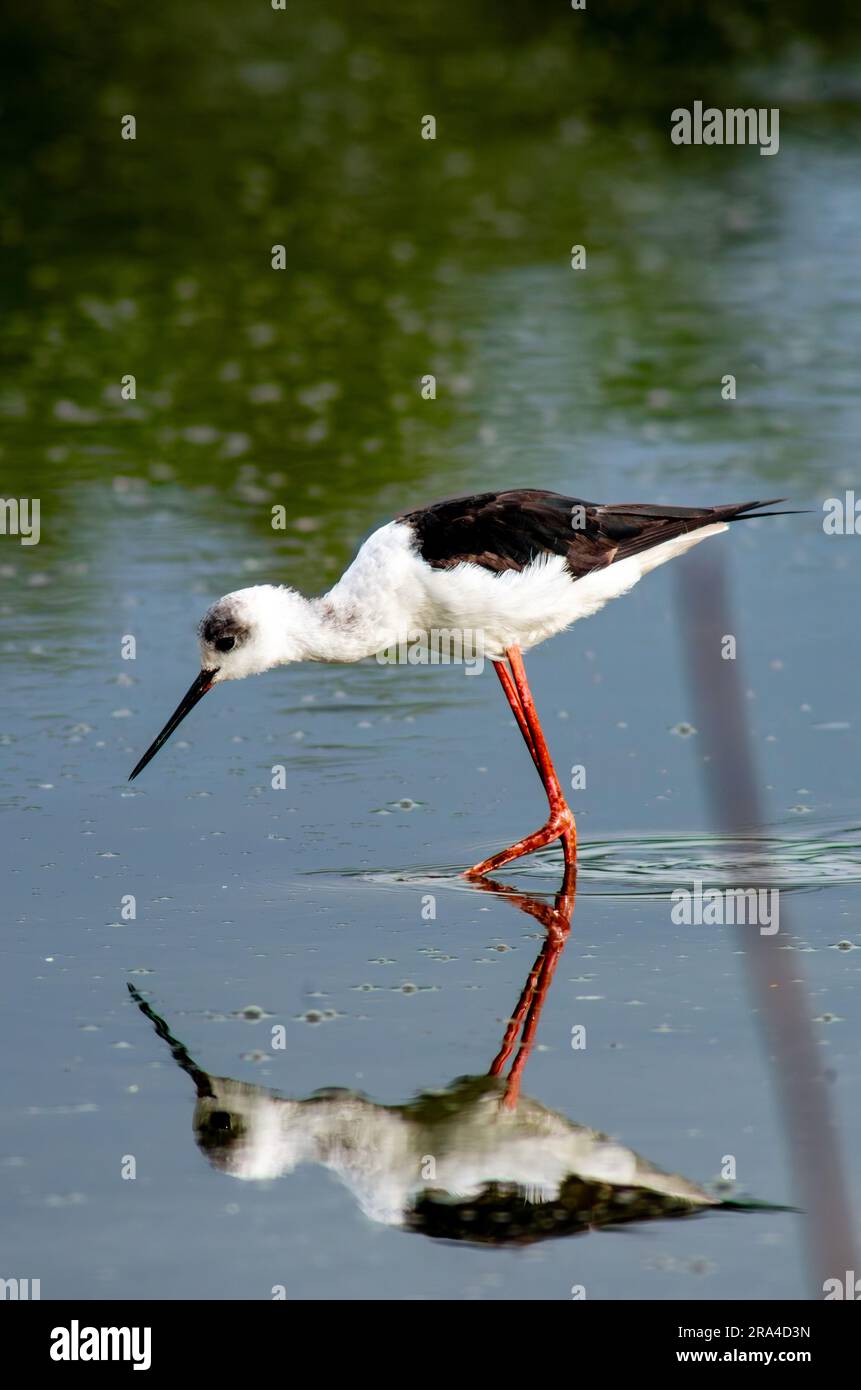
[493,659,540,771]
[466,646,576,878]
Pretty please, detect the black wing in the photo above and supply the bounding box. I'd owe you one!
[400,489,787,579]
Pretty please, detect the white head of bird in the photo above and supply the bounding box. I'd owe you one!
[128,583,355,780]
[197,584,319,682]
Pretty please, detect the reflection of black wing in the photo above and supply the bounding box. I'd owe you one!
[407,1180,791,1248]
[400,489,787,578]
[406,1177,711,1248]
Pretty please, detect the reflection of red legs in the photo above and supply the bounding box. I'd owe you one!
[470,866,576,1108]
[466,646,576,879]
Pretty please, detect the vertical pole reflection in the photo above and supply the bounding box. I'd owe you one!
[676,546,856,1294]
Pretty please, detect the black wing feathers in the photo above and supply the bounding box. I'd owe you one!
[401,490,785,579]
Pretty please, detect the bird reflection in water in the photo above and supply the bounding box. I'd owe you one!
[128,868,786,1246]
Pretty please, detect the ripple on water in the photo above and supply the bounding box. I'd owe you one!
[348,823,861,899]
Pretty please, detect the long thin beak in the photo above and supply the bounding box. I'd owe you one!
[128,670,218,781]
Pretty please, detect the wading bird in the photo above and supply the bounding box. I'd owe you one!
[129,489,791,876]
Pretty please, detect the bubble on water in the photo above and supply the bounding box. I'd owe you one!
[173,277,199,301]
[246,323,276,348]
[183,425,220,445]
[54,399,98,423]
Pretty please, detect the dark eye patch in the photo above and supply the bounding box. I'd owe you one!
[199,605,249,650]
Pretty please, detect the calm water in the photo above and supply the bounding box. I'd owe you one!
[2,10,860,1299]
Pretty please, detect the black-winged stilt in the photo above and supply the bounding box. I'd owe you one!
[129,489,792,876]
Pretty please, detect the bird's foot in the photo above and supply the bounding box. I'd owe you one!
[464,806,576,879]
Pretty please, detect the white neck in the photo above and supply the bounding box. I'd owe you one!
[284,586,392,664]
[213,522,424,677]
[208,583,392,681]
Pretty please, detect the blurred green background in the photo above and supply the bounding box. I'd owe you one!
[2,0,860,592]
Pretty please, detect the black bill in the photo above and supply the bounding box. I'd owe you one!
[128,669,218,781]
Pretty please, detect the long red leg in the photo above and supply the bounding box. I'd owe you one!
[466,646,577,878]
[493,659,539,771]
